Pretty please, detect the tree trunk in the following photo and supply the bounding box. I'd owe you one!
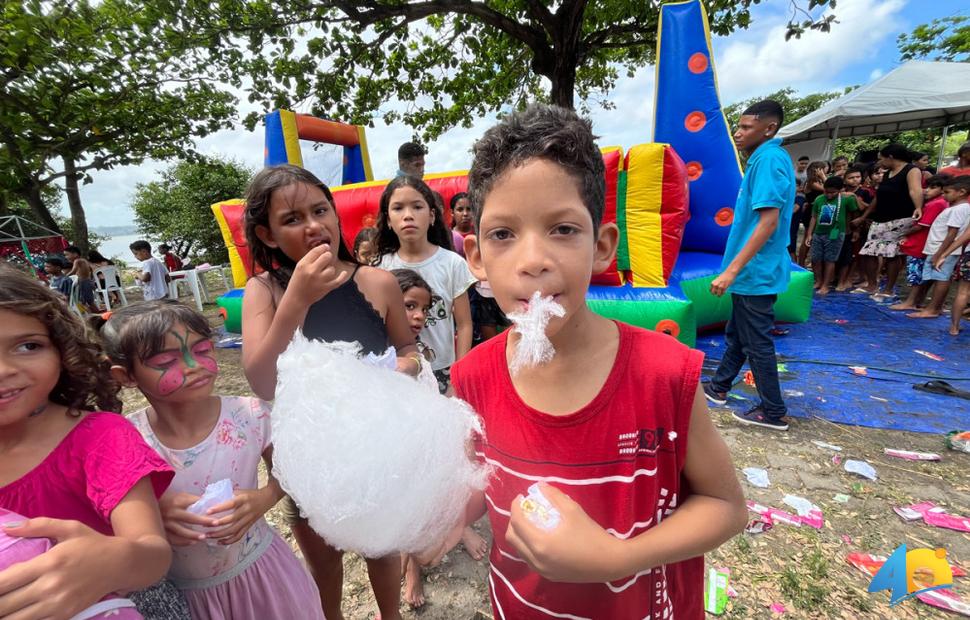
[0,193,8,216]
[549,62,577,109]
[63,156,90,254]
[22,182,62,234]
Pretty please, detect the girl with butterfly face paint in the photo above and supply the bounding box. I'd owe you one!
[95,301,324,620]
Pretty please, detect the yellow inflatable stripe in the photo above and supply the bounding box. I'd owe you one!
[211,200,249,288]
[334,170,470,191]
[625,144,665,287]
[356,125,374,181]
[280,109,303,168]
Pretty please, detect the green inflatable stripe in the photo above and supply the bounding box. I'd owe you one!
[587,298,696,347]
[616,170,630,271]
[679,270,815,329]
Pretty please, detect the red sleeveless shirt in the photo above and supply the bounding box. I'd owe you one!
[452,322,705,620]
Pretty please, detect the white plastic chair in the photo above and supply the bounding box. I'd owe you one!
[93,265,128,310]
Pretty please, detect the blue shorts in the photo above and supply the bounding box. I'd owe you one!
[811,233,844,264]
[906,256,926,286]
[922,254,960,282]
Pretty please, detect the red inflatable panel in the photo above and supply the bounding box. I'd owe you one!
[332,174,469,251]
[660,148,690,283]
[591,148,622,286]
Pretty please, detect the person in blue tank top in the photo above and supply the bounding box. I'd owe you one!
[704,100,795,431]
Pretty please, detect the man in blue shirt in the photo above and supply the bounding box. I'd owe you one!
[705,100,795,431]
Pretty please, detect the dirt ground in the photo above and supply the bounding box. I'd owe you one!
[118,296,970,619]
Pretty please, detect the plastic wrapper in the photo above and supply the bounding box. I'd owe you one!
[741,467,770,488]
[505,292,565,376]
[747,500,822,529]
[884,448,940,461]
[519,483,561,531]
[895,501,970,533]
[704,567,729,614]
[271,334,488,557]
[844,459,877,480]
[0,508,140,619]
[946,431,970,453]
[0,508,50,570]
[811,440,842,451]
[187,478,235,516]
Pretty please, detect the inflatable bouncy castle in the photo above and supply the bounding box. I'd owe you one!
[212,0,812,344]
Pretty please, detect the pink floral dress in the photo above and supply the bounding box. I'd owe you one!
[128,396,324,620]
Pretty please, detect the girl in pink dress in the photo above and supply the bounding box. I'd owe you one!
[0,265,175,620]
[97,300,325,620]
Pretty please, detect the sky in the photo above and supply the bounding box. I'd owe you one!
[74,0,967,229]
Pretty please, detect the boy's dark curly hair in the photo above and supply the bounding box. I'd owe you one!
[468,104,605,233]
[0,264,121,413]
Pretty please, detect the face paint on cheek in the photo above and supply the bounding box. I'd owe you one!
[156,366,186,395]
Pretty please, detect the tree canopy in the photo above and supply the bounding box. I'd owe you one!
[131,157,253,265]
[163,0,838,141]
[897,15,969,63]
[0,0,237,252]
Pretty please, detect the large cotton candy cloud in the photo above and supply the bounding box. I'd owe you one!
[271,334,488,558]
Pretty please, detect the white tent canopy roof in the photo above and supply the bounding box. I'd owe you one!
[778,61,970,144]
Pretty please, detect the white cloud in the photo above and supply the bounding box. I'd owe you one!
[714,0,906,103]
[869,68,885,81]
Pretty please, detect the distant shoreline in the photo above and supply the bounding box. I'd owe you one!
[92,225,139,236]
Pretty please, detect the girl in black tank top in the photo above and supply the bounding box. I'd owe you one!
[239,165,421,620]
[301,264,388,355]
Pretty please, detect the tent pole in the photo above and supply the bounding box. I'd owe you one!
[937,125,950,169]
[829,119,840,160]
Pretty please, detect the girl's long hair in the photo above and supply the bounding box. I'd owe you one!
[243,165,356,290]
[373,175,453,263]
[0,264,121,412]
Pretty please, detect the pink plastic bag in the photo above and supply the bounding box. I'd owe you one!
[0,508,51,571]
[898,502,970,533]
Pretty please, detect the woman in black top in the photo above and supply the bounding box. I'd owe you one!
[856,143,924,298]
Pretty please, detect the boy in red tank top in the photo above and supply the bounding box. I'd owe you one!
[445,105,747,619]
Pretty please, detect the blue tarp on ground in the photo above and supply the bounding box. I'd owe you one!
[696,293,970,434]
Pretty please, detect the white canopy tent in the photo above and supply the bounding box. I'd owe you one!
[779,61,970,165]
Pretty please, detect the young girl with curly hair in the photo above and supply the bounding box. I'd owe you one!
[0,264,179,620]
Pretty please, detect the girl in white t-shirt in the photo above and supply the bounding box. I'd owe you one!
[375,176,476,393]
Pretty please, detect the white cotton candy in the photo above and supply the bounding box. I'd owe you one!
[271,334,488,558]
[505,292,566,375]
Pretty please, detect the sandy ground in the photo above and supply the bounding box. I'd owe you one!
[117,294,969,619]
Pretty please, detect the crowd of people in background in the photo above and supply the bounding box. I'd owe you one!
[791,140,970,335]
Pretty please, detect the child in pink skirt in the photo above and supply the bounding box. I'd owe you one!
[0,265,174,619]
[97,301,325,620]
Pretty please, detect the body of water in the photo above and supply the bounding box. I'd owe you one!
[95,233,153,262]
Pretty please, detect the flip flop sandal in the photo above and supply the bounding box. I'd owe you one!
[913,380,970,400]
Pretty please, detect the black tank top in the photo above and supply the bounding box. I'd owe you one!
[301,266,388,355]
[873,164,917,223]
